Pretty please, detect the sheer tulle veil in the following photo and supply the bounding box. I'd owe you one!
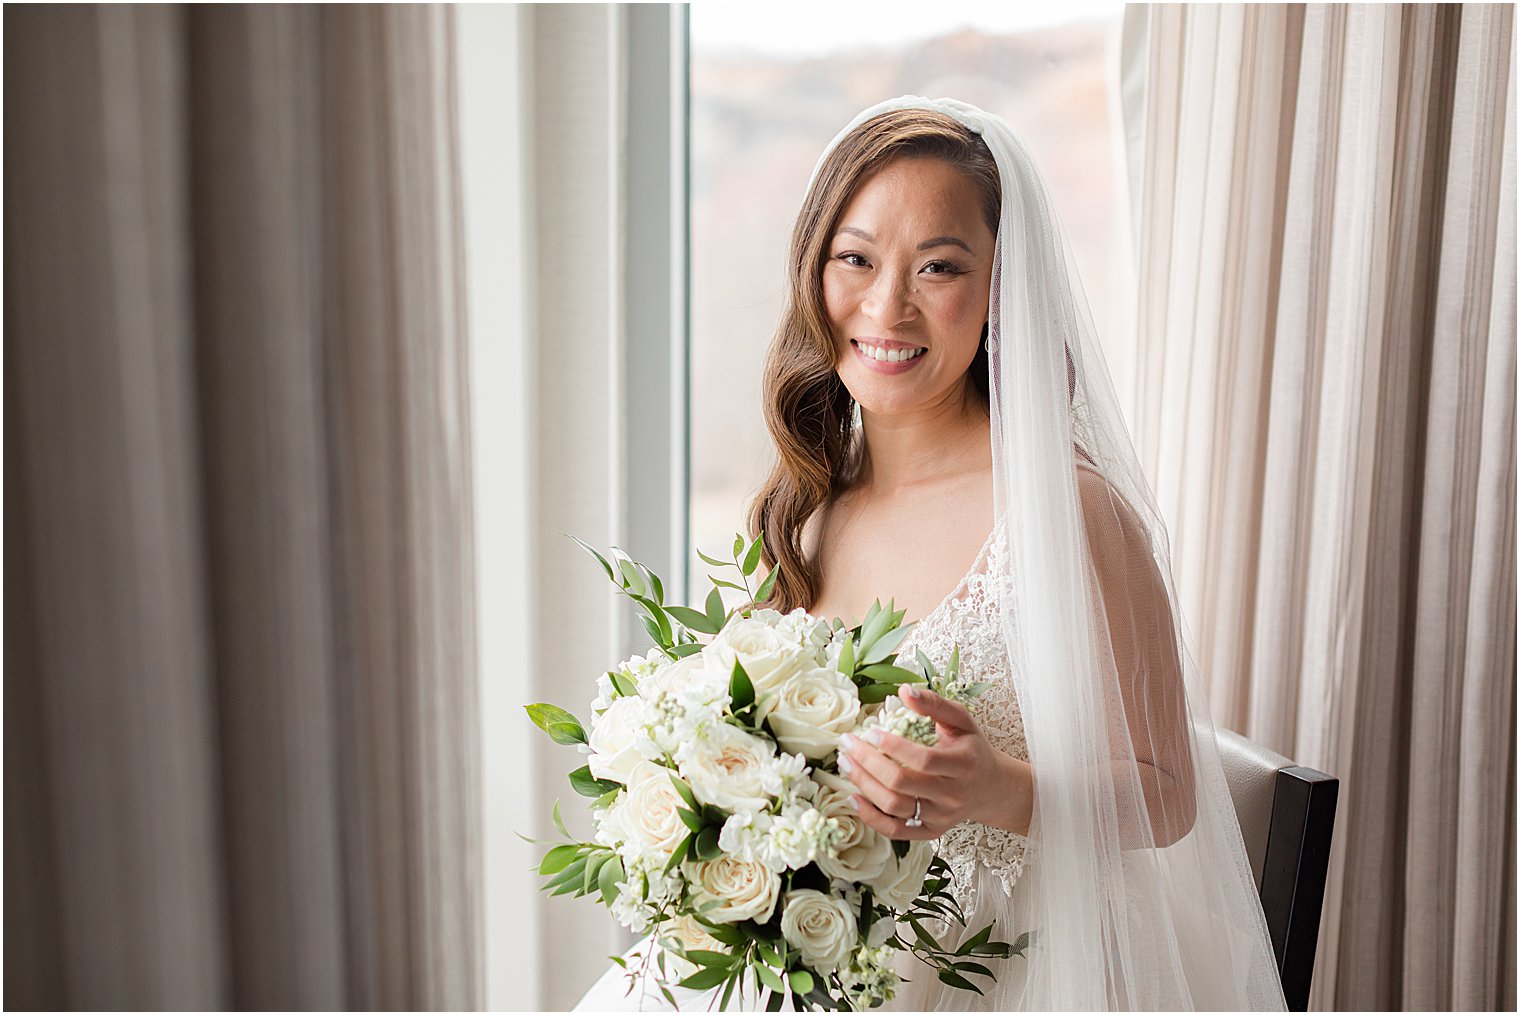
[806,96,1288,1010]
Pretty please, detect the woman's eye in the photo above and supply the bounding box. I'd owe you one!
[835,252,870,267]
[922,260,960,275]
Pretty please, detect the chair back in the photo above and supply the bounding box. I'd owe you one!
[1215,728,1339,1012]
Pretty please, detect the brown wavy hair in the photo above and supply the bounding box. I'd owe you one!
[747,109,1002,612]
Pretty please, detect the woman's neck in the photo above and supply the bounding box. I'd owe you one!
[854,394,991,495]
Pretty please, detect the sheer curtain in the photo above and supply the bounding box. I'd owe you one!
[5,5,478,1008]
[1124,4,1515,1010]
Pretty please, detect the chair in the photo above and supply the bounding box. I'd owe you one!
[1215,729,1340,1012]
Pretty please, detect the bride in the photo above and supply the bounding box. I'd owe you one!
[576,96,1287,1011]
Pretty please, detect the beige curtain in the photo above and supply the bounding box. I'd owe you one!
[4,4,479,1009]
[1127,3,1515,1010]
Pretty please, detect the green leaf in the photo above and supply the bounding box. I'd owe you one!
[710,578,747,592]
[592,787,621,810]
[696,825,722,860]
[678,966,729,991]
[544,856,587,892]
[705,586,726,626]
[755,565,778,603]
[569,765,621,798]
[857,682,897,704]
[1012,929,1034,956]
[551,799,570,839]
[670,642,704,658]
[694,918,745,946]
[584,852,609,893]
[669,773,698,809]
[756,964,785,993]
[684,948,736,969]
[538,843,579,876]
[697,547,730,568]
[952,960,996,979]
[667,604,723,635]
[742,534,764,576]
[755,938,783,967]
[936,969,982,994]
[732,533,745,558]
[858,663,921,684]
[956,923,992,955]
[663,833,693,873]
[892,838,910,859]
[788,969,814,995]
[765,989,785,1012]
[598,855,624,903]
[908,918,939,951]
[649,569,664,604]
[729,661,755,714]
[617,557,648,597]
[608,669,639,697]
[860,624,912,665]
[677,806,705,833]
[563,532,616,582]
[525,704,587,745]
[638,612,665,648]
[858,600,893,654]
[837,636,855,676]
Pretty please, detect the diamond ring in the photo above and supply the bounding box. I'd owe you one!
[904,797,923,828]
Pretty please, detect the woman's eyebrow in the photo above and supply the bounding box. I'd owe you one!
[917,236,974,254]
[834,226,975,255]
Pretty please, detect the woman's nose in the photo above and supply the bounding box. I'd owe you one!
[860,271,916,328]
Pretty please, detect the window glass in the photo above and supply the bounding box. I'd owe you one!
[688,2,1130,596]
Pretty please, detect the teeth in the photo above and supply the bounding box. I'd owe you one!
[858,343,924,363]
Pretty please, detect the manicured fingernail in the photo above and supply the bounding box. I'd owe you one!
[847,796,861,811]
[860,729,882,746]
[838,754,854,774]
[901,684,920,699]
[840,733,858,751]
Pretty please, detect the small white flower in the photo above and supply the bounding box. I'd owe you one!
[859,694,937,746]
[780,889,858,973]
[766,803,844,870]
[765,667,861,759]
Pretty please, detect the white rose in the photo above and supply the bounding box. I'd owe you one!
[609,761,689,857]
[812,771,892,883]
[676,722,777,813]
[867,838,934,911]
[703,616,813,700]
[588,695,650,781]
[684,855,781,924]
[780,889,858,972]
[765,667,861,759]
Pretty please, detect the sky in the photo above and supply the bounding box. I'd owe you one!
[690,0,1128,57]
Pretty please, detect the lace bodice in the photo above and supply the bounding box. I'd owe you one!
[896,517,1030,906]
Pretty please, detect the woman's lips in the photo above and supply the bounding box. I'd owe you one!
[851,339,926,375]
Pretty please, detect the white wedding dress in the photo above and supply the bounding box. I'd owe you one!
[574,519,1041,1011]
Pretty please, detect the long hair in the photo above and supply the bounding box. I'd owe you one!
[747,109,1001,612]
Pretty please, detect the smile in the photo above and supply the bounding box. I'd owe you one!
[851,339,926,371]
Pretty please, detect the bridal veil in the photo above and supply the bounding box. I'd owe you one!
[806,96,1288,1010]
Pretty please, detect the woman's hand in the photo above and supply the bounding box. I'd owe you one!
[836,684,1034,840]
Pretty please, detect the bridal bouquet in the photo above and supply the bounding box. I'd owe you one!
[525,534,1022,1010]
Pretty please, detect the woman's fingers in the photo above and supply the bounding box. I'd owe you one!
[899,683,978,733]
[850,792,937,841]
[837,738,926,816]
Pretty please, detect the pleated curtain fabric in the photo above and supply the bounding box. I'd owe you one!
[1126,4,1516,1010]
[4,5,480,1009]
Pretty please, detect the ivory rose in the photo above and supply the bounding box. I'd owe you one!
[812,770,892,882]
[765,667,861,759]
[780,889,858,973]
[684,855,781,924]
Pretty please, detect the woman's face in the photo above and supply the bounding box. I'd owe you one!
[822,155,995,420]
